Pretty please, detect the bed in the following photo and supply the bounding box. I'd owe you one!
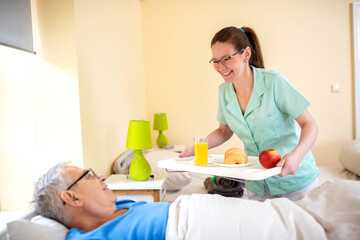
[165,179,360,240]
[2,139,360,240]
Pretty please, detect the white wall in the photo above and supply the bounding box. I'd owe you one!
[0,0,146,210]
[0,0,83,210]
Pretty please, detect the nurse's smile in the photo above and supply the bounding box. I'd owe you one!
[222,70,232,76]
[220,70,234,82]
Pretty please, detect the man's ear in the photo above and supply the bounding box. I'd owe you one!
[61,191,83,207]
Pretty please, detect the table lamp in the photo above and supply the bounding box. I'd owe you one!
[153,113,169,148]
[126,120,152,181]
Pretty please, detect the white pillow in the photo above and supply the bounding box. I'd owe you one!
[145,150,191,191]
[339,139,360,176]
[31,215,68,232]
[7,215,68,240]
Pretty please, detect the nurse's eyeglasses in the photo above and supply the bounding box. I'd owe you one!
[209,48,245,67]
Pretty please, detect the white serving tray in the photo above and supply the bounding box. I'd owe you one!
[157,154,281,181]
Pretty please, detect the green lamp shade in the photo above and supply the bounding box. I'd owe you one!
[153,113,168,131]
[126,120,152,150]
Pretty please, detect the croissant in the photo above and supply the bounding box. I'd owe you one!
[224,148,248,164]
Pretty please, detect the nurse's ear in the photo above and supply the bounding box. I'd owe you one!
[244,47,252,62]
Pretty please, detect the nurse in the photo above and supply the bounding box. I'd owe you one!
[179,26,320,201]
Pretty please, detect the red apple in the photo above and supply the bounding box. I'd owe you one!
[259,149,281,169]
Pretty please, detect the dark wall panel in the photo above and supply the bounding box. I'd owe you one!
[0,0,35,53]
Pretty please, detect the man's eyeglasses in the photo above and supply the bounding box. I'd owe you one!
[66,168,98,191]
[209,48,245,67]
[63,168,98,205]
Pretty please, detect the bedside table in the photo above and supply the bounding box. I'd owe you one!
[106,174,167,202]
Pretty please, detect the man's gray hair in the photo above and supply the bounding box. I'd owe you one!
[32,161,73,225]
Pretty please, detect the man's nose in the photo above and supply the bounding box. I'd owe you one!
[98,174,107,182]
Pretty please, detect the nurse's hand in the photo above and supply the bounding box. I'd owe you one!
[179,147,194,158]
[276,151,302,177]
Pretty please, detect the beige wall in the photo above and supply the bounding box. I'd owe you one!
[73,0,147,175]
[0,0,82,210]
[143,0,358,166]
[0,0,358,210]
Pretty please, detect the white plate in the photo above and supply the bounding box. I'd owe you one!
[209,155,256,168]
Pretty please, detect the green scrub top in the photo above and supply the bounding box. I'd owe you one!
[217,66,319,196]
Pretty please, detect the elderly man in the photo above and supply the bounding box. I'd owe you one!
[33,162,359,240]
[32,162,170,239]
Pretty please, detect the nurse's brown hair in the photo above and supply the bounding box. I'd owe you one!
[211,26,265,69]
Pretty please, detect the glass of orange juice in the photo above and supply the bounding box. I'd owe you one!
[194,137,208,166]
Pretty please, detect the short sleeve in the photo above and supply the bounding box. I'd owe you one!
[274,74,310,119]
[216,84,227,125]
